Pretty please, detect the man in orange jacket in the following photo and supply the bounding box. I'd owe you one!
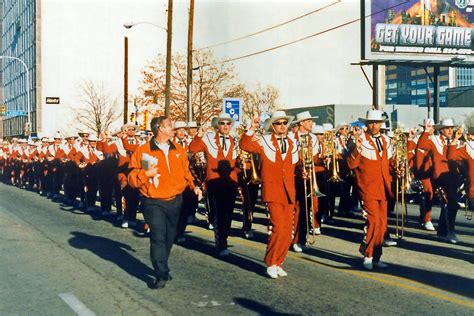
[240,110,298,278]
[347,110,395,270]
[128,116,201,289]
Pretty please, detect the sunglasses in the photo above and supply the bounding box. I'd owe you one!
[273,121,288,126]
[219,121,231,126]
[340,127,349,130]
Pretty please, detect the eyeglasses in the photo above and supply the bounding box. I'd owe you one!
[273,121,288,126]
[340,127,349,130]
[219,121,231,126]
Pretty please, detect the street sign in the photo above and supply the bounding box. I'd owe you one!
[7,110,26,117]
[223,98,242,124]
[46,97,60,104]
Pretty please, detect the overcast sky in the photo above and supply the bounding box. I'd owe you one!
[122,0,371,108]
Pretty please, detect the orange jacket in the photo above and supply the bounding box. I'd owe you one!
[189,132,238,183]
[417,133,453,181]
[118,136,139,167]
[347,132,393,201]
[240,132,297,204]
[128,140,195,200]
[448,142,474,199]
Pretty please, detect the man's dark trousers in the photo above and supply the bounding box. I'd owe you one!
[142,195,182,279]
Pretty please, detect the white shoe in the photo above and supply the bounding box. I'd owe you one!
[276,266,288,277]
[363,257,373,271]
[121,220,129,228]
[383,239,397,247]
[374,261,389,269]
[423,221,435,231]
[292,243,303,253]
[208,223,214,230]
[314,227,321,235]
[266,265,279,279]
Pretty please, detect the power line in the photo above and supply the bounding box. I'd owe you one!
[195,0,341,51]
[195,0,409,69]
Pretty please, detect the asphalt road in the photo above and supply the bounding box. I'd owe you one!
[0,182,473,315]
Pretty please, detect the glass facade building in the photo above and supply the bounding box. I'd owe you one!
[385,66,474,108]
[385,66,450,107]
[1,0,37,136]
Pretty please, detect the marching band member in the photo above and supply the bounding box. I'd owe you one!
[97,130,119,216]
[189,113,239,256]
[414,119,436,231]
[291,111,320,253]
[347,110,394,270]
[74,134,103,212]
[128,116,201,289]
[174,121,198,242]
[448,127,474,225]
[417,118,460,243]
[117,124,141,228]
[334,122,354,217]
[240,110,298,278]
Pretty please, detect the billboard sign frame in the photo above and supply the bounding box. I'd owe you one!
[362,0,474,63]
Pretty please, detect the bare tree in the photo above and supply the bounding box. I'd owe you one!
[242,83,281,121]
[136,50,244,124]
[464,112,474,127]
[72,80,122,135]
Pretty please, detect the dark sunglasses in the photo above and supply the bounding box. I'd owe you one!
[273,121,288,126]
[219,121,231,126]
[340,127,349,130]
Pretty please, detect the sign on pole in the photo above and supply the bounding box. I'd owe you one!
[223,98,242,124]
[7,110,26,117]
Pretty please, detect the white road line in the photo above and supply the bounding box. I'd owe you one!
[58,293,96,316]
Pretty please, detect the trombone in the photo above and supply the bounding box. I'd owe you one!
[238,149,261,224]
[299,134,324,245]
[393,129,409,239]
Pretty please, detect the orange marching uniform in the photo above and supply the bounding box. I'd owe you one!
[240,111,298,275]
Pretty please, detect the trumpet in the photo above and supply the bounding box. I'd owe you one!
[323,131,343,183]
[299,134,324,245]
[238,149,261,186]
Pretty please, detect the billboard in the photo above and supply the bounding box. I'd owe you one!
[363,0,474,62]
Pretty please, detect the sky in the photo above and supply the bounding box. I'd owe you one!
[122,0,372,108]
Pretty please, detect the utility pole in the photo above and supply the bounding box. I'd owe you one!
[165,0,173,118]
[124,36,129,124]
[186,0,195,123]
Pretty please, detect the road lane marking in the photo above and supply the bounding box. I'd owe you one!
[59,293,96,316]
[187,226,474,309]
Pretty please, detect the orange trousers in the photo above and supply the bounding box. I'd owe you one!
[265,202,295,267]
[421,178,433,223]
[361,199,387,261]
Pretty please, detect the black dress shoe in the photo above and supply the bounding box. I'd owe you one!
[151,278,167,289]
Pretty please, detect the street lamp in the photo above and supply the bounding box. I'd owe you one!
[124,15,172,118]
[0,55,32,135]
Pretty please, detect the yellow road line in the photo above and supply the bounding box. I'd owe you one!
[188,226,474,309]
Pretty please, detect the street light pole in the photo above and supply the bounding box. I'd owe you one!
[123,15,171,118]
[165,0,173,118]
[0,55,32,135]
[186,0,195,123]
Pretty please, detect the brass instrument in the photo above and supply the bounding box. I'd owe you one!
[323,131,343,183]
[393,129,409,239]
[299,134,324,245]
[237,148,261,225]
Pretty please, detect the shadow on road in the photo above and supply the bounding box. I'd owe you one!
[68,231,155,285]
[178,235,265,277]
[233,297,299,316]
